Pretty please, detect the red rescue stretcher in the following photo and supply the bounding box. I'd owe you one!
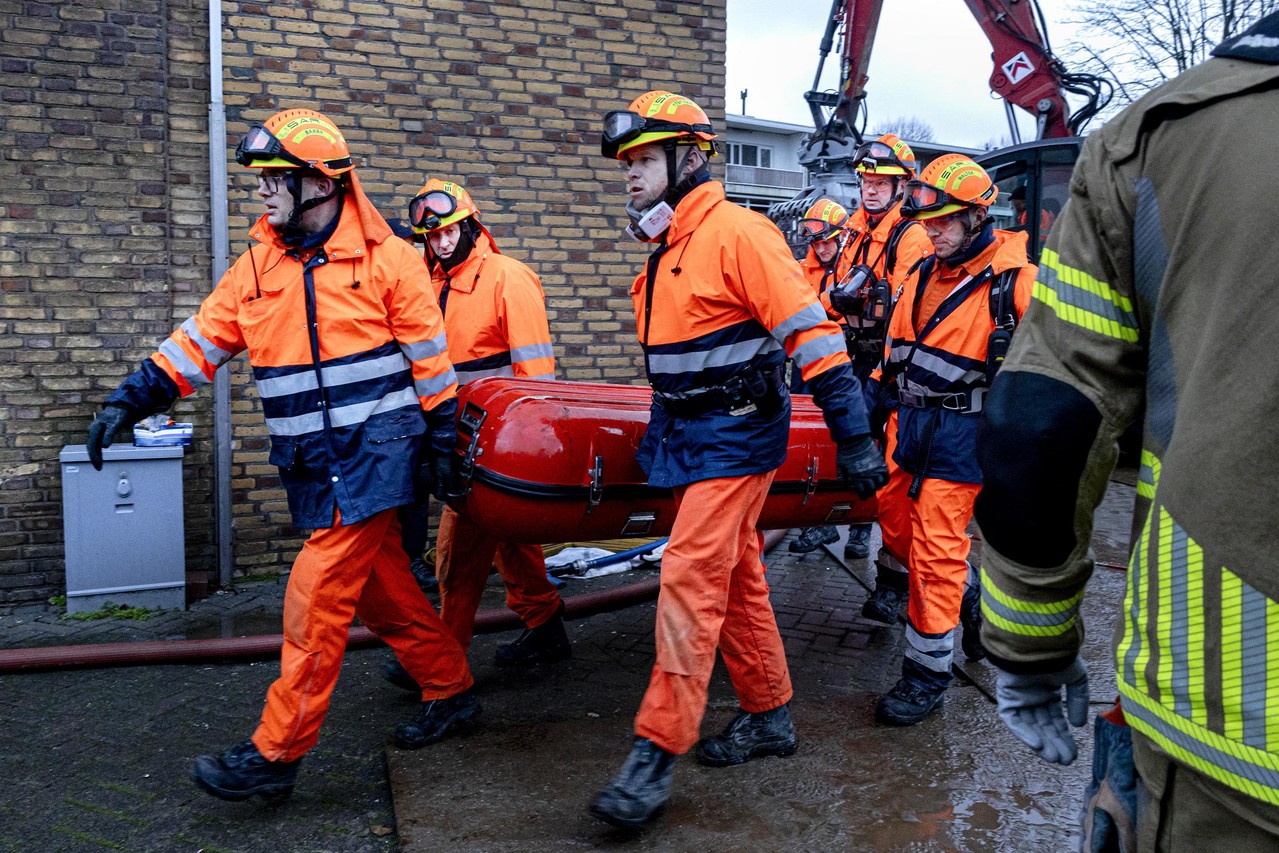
[449,378,875,544]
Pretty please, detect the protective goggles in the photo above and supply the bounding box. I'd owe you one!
[600,110,713,158]
[800,218,842,243]
[234,125,308,168]
[408,190,458,231]
[901,180,970,218]
[856,139,913,173]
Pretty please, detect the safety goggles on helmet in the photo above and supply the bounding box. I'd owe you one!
[901,180,975,219]
[408,190,458,232]
[800,217,842,244]
[600,110,714,159]
[855,139,915,175]
[235,125,309,169]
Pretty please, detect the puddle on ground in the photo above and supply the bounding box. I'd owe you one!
[177,609,284,641]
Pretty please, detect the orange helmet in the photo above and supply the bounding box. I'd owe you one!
[235,109,354,177]
[901,154,998,221]
[855,133,917,179]
[408,178,480,235]
[800,198,849,243]
[601,90,717,160]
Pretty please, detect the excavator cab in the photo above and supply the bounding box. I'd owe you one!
[975,138,1082,263]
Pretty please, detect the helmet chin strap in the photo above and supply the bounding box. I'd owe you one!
[861,176,903,216]
[281,171,342,238]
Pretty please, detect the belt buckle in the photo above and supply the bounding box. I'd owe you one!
[941,393,967,412]
[898,390,922,407]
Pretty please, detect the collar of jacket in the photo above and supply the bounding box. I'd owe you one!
[940,227,1030,279]
[249,171,393,262]
[849,201,905,242]
[663,180,725,246]
[431,230,498,293]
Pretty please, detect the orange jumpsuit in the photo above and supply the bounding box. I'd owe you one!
[427,228,562,650]
[630,180,870,754]
[106,172,473,762]
[867,227,1034,690]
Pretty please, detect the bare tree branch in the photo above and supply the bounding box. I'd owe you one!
[1064,0,1279,114]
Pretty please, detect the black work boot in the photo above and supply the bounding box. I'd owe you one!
[788,525,839,554]
[191,740,301,802]
[588,737,677,829]
[875,677,946,726]
[959,570,986,662]
[694,703,798,768]
[494,609,571,667]
[393,689,481,749]
[409,556,438,592]
[861,569,909,624]
[382,656,421,693]
[844,523,873,559]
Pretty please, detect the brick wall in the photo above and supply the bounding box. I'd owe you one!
[0,0,727,606]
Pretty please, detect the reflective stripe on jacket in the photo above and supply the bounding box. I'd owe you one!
[876,229,1033,483]
[630,181,866,488]
[429,231,556,384]
[978,45,1279,804]
[109,173,456,528]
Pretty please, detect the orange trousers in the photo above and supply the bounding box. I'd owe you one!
[635,471,792,755]
[252,508,474,763]
[435,506,563,651]
[876,412,981,681]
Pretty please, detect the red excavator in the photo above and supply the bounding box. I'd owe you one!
[768,0,1112,263]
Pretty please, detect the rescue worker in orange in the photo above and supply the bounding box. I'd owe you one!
[790,135,934,563]
[1010,184,1056,243]
[866,154,1034,726]
[383,179,567,688]
[588,90,888,828]
[84,109,479,802]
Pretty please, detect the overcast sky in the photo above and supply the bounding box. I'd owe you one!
[725,0,1082,148]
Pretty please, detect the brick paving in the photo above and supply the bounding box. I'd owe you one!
[0,476,1135,851]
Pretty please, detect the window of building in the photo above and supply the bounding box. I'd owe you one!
[727,142,773,169]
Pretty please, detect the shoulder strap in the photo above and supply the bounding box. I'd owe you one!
[988,267,1020,332]
[884,218,913,276]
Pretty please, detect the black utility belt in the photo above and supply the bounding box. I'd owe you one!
[654,364,784,418]
[896,387,986,414]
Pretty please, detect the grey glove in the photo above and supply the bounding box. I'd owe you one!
[995,656,1090,765]
[86,404,134,471]
[836,435,889,499]
[427,452,459,501]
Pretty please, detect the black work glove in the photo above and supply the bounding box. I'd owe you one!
[425,452,460,501]
[836,434,889,499]
[86,404,134,471]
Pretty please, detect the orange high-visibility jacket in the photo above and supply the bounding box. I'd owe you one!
[801,241,854,323]
[107,173,457,528]
[871,228,1034,483]
[631,180,868,488]
[428,230,555,384]
[839,204,933,330]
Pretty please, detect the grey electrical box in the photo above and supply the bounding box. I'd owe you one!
[60,444,187,614]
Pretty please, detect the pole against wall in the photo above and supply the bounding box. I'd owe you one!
[208,0,233,589]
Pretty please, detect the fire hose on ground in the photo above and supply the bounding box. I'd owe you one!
[0,530,788,674]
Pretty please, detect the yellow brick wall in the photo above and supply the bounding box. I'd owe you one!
[0,0,726,603]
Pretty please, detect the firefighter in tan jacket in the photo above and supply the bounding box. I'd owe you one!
[974,14,1279,850]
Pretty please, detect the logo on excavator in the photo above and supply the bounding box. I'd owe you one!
[1002,52,1035,85]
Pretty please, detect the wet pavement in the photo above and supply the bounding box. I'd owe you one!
[0,475,1135,852]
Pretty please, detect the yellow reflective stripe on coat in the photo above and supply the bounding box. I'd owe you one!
[1137,448,1161,500]
[1034,249,1139,342]
[979,566,1082,638]
[1118,502,1279,805]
